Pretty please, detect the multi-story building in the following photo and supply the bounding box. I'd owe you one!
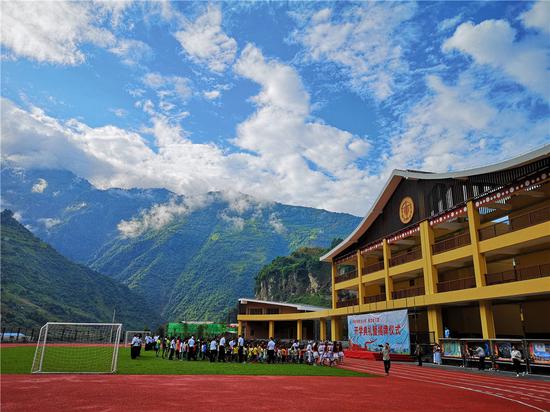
[237,146,550,344]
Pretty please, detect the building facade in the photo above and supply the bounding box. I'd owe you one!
[237,146,550,344]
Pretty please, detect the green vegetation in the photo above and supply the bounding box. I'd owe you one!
[0,346,370,377]
[1,167,360,326]
[0,210,158,330]
[254,247,333,306]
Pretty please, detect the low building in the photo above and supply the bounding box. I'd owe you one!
[238,298,328,339]
[237,146,550,346]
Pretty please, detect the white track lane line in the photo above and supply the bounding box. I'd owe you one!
[345,361,550,394]
[373,366,550,400]
[343,364,548,412]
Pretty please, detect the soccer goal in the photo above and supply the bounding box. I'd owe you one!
[31,322,122,374]
[124,330,151,347]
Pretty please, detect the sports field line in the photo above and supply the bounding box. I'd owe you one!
[357,361,550,396]
[341,360,549,412]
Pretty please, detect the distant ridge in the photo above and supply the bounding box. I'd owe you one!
[0,209,159,329]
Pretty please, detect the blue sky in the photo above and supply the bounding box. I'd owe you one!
[1,1,549,216]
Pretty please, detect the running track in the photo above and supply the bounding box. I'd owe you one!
[1,360,549,411]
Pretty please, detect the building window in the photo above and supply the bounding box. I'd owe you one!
[266,308,280,314]
[248,308,263,315]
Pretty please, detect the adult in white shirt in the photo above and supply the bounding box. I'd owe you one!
[209,339,218,363]
[238,335,245,363]
[219,336,227,362]
[267,337,276,364]
[188,336,195,361]
[130,335,140,359]
[511,346,524,377]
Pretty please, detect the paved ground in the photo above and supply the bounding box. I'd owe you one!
[3,359,550,412]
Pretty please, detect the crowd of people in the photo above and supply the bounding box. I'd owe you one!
[129,334,345,366]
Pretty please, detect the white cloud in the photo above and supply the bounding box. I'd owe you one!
[520,0,550,35]
[0,1,135,65]
[293,2,416,100]
[443,19,550,101]
[110,108,128,118]
[31,178,48,193]
[386,73,550,174]
[268,213,286,234]
[437,14,463,32]
[174,4,237,72]
[203,90,221,100]
[220,211,245,232]
[38,218,61,229]
[109,39,153,66]
[65,202,88,212]
[118,195,214,238]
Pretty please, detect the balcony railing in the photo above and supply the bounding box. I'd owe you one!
[432,232,471,254]
[389,247,422,267]
[336,298,359,308]
[485,264,550,286]
[391,286,425,299]
[437,276,476,293]
[364,294,386,304]
[335,269,357,283]
[478,205,550,241]
[363,261,385,275]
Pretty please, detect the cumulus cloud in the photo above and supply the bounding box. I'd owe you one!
[174,4,237,72]
[0,1,144,66]
[293,3,416,100]
[520,0,550,35]
[31,178,48,193]
[386,73,549,174]
[443,19,550,101]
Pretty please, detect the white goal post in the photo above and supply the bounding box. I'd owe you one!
[124,330,151,347]
[31,322,122,374]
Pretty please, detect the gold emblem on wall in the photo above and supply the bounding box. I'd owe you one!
[399,196,414,224]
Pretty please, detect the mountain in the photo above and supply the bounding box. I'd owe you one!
[254,246,334,308]
[1,166,361,322]
[0,210,159,330]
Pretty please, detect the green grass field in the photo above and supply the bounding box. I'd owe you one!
[1,346,371,377]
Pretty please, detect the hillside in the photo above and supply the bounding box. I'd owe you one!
[1,166,361,322]
[254,246,334,308]
[0,210,159,329]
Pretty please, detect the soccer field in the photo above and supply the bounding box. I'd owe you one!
[0,345,369,377]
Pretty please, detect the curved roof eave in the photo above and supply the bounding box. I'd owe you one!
[320,144,550,263]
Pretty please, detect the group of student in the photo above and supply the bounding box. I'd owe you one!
[130,334,345,367]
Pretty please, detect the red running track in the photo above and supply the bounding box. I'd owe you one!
[341,358,550,412]
[2,363,549,412]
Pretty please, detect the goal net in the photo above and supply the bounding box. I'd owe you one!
[124,330,151,347]
[31,323,122,374]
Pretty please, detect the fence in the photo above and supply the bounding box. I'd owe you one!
[1,327,38,343]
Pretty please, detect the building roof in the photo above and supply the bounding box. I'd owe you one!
[321,144,550,262]
[238,298,329,312]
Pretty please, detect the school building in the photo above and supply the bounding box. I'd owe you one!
[237,146,550,344]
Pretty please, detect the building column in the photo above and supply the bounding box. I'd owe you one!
[420,221,438,294]
[467,201,488,287]
[331,317,341,341]
[427,306,443,343]
[237,321,242,336]
[268,320,275,339]
[356,250,364,308]
[382,239,393,301]
[296,319,303,341]
[479,301,496,340]
[319,318,327,341]
[331,262,337,309]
